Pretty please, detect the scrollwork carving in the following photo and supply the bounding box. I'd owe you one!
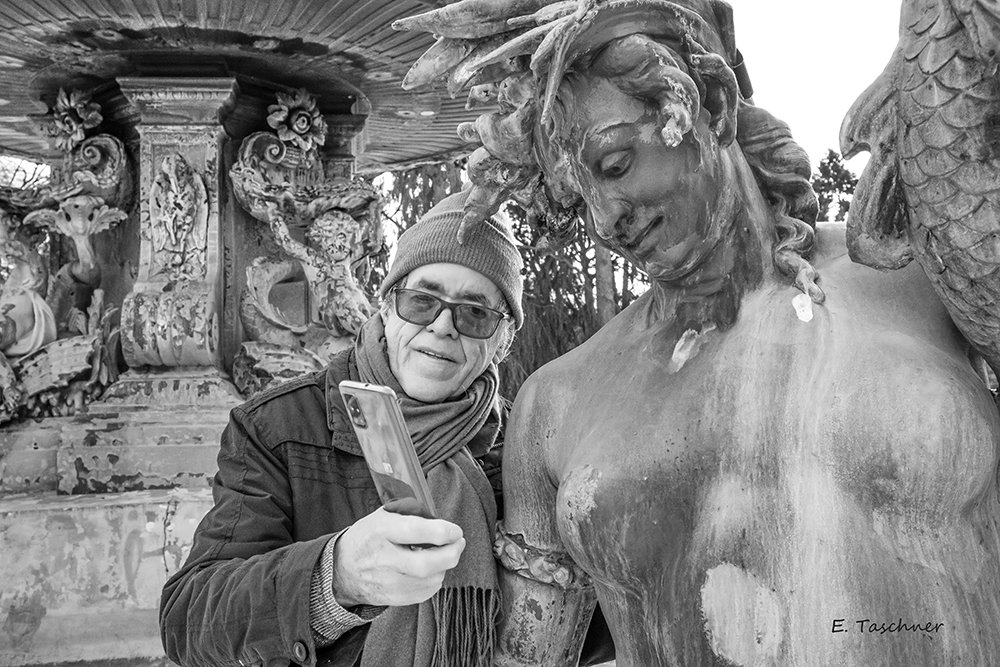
[121,289,216,368]
[0,89,130,425]
[5,134,131,213]
[229,89,383,393]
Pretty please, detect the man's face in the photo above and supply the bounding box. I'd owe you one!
[384,262,507,402]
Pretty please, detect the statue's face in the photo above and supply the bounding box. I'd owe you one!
[568,76,727,282]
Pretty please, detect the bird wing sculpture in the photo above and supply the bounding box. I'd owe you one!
[841,0,1000,376]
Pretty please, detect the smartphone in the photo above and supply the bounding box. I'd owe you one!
[339,380,438,519]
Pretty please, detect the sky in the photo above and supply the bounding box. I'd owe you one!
[729,1,902,176]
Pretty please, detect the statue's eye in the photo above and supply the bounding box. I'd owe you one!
[598,151,632,179]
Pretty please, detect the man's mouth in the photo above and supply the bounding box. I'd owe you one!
[416,348,455,363]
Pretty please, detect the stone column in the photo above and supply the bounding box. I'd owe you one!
[117,77,235,370]
[63,78,243,497]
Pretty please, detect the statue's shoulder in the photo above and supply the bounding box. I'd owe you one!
[809,222,961,343]
[509,348,596,429]
[811,221,850,266]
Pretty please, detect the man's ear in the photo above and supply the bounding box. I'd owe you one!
[492,318,517,365]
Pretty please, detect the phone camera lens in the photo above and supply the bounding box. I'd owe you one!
[345,395,367,428]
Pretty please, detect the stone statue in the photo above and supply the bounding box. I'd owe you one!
[397,0,1000,664]
[230,89,384,394]
[0,215,56,358]
[0,89,127,423]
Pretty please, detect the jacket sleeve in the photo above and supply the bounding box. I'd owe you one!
[159,403,369,667]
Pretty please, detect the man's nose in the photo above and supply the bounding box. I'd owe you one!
[426,306,460,338]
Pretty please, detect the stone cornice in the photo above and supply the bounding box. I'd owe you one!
[118,77,238,126]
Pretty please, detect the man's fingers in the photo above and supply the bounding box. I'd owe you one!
[375,507,463,546]
[383,497,434,518]
[393,537,466,577]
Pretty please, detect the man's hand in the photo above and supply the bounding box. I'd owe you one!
[331,505,466,607]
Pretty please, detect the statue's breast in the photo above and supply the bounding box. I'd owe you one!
[549,268,1000,594]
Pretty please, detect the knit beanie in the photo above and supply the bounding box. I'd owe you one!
[380,189,524,329]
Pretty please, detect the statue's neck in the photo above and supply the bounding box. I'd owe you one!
[648,149,778,332]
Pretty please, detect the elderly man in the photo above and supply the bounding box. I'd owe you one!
[160,189,522,667]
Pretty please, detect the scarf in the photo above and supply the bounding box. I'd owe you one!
[348,315,500,667]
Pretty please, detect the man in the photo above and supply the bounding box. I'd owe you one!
[160,189,522,667]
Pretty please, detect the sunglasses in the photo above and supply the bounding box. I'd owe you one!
[392,287,508,339]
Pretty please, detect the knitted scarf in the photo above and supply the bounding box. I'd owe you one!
[349,315,500,667]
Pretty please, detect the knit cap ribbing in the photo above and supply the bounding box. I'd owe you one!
[380,189,524,328]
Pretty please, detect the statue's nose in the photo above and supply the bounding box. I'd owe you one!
[590,198,631,242]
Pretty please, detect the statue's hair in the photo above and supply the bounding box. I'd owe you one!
[736,103,824,301]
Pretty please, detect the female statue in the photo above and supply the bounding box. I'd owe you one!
[0,214,56,357]
[397,0,1000,665]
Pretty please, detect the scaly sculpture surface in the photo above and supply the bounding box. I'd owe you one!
[842,0,1000,376]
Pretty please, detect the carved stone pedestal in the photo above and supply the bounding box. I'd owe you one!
[57,368,241,494]
[118,77,235,374]
[0,368,235,665]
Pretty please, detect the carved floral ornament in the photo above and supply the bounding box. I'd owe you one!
[266,88,328,154]
[43,88,103,152]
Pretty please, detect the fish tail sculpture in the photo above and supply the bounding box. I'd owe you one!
[841,0,1000,377]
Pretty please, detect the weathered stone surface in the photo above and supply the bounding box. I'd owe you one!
[57,443,221,494]
[0,488,213,666]
[0,420,65,495]
[92,368,243,408]
[0,392,232,496]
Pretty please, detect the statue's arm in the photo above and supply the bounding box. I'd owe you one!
[495,376,598,667]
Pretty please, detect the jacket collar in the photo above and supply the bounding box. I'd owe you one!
[324,352,365,456]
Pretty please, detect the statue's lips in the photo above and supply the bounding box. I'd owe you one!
[621,216,663,257]
[617,217,704,277]
[631,217,693,264]
[630,223,709,281]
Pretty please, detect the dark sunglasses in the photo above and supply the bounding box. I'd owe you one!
[392,287,508,339]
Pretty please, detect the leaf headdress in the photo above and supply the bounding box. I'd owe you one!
[394,0,747,249]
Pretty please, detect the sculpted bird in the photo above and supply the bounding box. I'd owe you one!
[841,0,1000,378]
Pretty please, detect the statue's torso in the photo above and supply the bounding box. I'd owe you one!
[538,226,1000,665]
